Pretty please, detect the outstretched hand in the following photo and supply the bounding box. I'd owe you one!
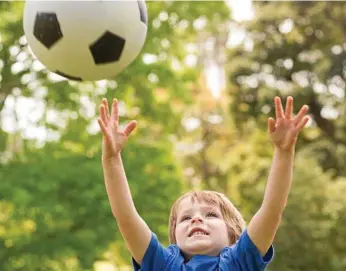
[268,96,309,151]
[97,98,137,159]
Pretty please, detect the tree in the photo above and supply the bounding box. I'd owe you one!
[227,1,346,176]
[0,140,183,270]
[0,1,231,269]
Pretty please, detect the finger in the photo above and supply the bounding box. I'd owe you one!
[296,115,310,132]
[100,104,108,124]
[97,117,107,134]
[274,96,284,119]
[111,98,119,123]
[285,96,293,119]
[293,105,309,126]
[97,117,111,139]
[267,117,276,133]
[98,117,113,146]
[123,120,137,137]
[102,98,110,119]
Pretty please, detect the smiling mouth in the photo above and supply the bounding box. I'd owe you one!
[188,229,209,237]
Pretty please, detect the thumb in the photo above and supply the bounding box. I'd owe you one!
[267,117,276,134]
[123,120,137,137]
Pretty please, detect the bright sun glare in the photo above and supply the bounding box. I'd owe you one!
[205,0,253,99]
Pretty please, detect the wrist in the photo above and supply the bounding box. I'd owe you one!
[273,147,295,162]
[274,147,295,156]
[102,152,122,165]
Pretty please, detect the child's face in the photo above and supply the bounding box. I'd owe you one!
[175,197,229,260]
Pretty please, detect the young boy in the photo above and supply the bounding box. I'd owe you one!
[97,96,310,270]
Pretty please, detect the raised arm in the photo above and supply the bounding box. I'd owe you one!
[97,98,151,265]
[247,96,309,256]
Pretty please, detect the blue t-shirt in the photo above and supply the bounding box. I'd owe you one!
[132,229,274,271]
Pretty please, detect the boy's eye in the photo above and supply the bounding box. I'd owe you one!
[206,212,218,218]
[181,216,191,222]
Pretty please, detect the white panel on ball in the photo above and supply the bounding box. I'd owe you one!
[23,0,148,81]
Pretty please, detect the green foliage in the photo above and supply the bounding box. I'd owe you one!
[227,2,346,176]
[272,157,345,271]
[220,127,346,271]
[0,140,182,270]
[1,1,345,270]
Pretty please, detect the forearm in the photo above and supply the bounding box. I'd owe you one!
[248,148,295,255]
[102,153,152,264]
[102,153,137,220]
[262,148,295,215]
[248,96,308,255]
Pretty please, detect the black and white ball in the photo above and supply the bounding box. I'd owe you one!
[23,1,148,81]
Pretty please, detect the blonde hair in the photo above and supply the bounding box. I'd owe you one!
[168,190,246,245]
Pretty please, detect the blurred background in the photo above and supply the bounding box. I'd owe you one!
[1,1,346,270]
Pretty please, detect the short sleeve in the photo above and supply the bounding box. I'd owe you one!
[132,232,174,271]
[232,229,274,270]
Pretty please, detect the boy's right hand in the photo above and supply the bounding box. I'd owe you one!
[97,98,151,265]
[97,98,137,160]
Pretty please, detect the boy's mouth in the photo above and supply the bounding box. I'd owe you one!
[188,227,209,237]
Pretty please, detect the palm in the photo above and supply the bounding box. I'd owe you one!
[101,121,127,156]
[97,98,137,159]
[268,97,309,151]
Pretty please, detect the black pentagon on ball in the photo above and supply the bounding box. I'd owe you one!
[137,0,148,25]
[89,31,125,64]
[34,12,63,49]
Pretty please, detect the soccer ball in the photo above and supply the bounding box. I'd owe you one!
[23,0,148,81]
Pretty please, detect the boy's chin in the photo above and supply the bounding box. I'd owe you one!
[185,239,213,254]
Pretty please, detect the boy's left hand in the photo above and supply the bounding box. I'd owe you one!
[268,96,309,151]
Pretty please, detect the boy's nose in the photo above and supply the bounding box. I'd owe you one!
[191,215,203,223]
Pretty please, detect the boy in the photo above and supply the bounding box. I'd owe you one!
[97,96,310,270]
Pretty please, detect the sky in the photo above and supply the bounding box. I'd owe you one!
[227,0,253,22]
[205,0,253,99]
